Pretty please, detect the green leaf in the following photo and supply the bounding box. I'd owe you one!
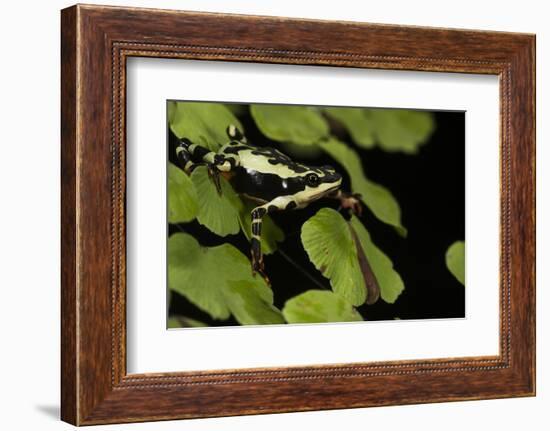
[364,109,435,154]
[301,209,404,306]
[324,107,375,149]
[301,208,366,306]
[168,101,243,151]
[250,104,329,145]
[225,281,285,325]
[349,216,405,303]
[168,315,208,328]
[446,241,465,285]
[191,166,242,237]
[168,233,283,324]
[282,290,363,324]
[239,201,284,255]
[167,163,198,224]
[278,141,324,160]
[318,138,406,236]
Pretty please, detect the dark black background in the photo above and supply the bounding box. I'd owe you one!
[168,108,465,325]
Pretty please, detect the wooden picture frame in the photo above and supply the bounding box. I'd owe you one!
[61,4,535,425]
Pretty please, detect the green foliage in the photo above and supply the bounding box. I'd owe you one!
[319,138,406,236]
[324,107,375,148]
[191,166,242,236]
[239,202,284,255]
[364,109,434,153]
[168,233,284,324]
[168,315,207,328]
[301,209,404,306]
[282,290,363,323]
[349,216,405,303]
[446,241,465,285]
[225,281,286,325]
[167,163,198,223]
[168,101,243,151]
[278,141,324,160]
[324,107,434,154]
[250,104,329,145]
[301,208,367,306]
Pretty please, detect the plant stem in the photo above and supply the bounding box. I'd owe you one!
[276,248,328,290]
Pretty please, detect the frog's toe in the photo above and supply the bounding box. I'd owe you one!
[206,165,223,195]
[352,199,363,217]
[255,268,271,286]
[251,258,270,285]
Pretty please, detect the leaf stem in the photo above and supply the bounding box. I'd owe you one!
[276,248,328,290]
[173,223,187,234]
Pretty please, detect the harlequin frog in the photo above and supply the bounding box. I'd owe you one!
[176,125,361,283]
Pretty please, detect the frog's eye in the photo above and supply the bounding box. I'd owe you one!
[305,173,320,187]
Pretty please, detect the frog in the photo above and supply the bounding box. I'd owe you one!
[176,124,362,283]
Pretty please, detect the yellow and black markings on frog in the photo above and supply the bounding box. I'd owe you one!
[176,124,362,284]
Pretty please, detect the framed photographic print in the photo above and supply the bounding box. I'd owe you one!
[61,4,535,425]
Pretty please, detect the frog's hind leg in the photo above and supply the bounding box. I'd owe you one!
[176,138,233,195]
[177,138,218,170]
[176,138,198,173]
[226,124,247,143]
[250,196,297,285]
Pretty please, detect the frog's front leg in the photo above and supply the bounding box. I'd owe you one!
[250,196,297,284]
[330,189,363,216]
[176,138,235,195]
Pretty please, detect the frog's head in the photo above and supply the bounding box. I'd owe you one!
[296,165,342,205]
